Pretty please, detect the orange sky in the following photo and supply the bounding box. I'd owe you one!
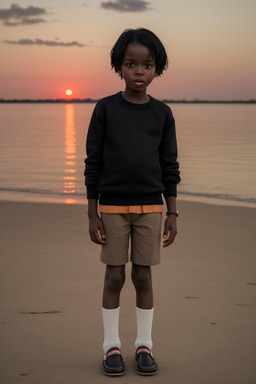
[0,0,255,100]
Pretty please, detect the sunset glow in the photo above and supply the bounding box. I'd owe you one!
[65,89,73,96]
[0,1,255,100]
[64,104,76,197]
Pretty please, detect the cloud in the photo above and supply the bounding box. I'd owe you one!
[2,38,85,47]
[0,3,48,26]
[101,0,152,12]
[4,18,46,26]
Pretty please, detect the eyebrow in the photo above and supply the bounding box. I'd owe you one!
[125,57,154,62]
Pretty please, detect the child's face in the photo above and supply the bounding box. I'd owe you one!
[119,42,156,93]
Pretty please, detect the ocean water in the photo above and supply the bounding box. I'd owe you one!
[0,102,255,207]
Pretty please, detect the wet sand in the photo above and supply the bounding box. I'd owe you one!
[0,200,255,384]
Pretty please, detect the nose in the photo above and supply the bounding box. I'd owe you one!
[135,65,144,75]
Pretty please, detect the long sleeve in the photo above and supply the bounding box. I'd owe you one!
[159,112,180,197]
[84,101,105,199]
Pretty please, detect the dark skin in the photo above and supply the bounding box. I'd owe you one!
[87,42,178,310]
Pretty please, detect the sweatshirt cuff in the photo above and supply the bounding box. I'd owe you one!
[86,185,99,200]
[163,183,177,198]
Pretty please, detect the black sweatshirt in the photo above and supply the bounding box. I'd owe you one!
[84,92,180,205]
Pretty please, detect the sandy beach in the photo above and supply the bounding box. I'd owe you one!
[0,199,255,384]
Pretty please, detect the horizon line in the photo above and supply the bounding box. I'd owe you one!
[0,98,255,104]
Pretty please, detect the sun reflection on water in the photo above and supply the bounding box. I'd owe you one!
[64,104,77,203]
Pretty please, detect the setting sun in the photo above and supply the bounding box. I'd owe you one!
[65,89,73,96]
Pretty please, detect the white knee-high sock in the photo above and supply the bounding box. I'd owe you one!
[102,307,121,353]
[135,307,154,350]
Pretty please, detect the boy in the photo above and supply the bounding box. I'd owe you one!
[84,28,180,376]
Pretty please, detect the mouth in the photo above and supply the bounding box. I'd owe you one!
[134,80,145,86]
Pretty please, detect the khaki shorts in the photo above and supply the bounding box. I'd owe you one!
[100,213,162,266]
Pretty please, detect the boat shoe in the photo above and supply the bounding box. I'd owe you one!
[135,346,158,375]
[103,347,125,376]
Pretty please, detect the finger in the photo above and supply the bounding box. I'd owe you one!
[162,231,176,247]
[90,230,106,245]
[98,229,106,244]
[163,223,170,236]
[162,230,170,247]
[98,222,106,240]
[163,227,169,239]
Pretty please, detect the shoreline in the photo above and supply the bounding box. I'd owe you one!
[0,190,255,209]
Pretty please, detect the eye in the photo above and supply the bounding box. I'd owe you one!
[126,63,134,67]
[145,64,153,69]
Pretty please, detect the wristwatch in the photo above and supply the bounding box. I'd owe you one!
[166,210,179,217]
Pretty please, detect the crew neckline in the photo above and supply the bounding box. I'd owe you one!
[117,91,152,110]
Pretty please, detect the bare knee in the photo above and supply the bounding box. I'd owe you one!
[132,264,152,291]
[104,265,126,293]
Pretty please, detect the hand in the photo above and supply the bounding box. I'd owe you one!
[162,215,177,247]
[88,214,106,245]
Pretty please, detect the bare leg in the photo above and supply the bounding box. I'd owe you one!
[102,265,126,309]
[131,263,153,309]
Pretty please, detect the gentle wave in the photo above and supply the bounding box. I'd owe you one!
[0,187,255,206]
[179,191,256,205]
[0,186,85,197]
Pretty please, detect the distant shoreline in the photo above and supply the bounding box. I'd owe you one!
[0,98,255,104]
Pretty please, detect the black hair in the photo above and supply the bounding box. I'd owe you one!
[110,28,168,77]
